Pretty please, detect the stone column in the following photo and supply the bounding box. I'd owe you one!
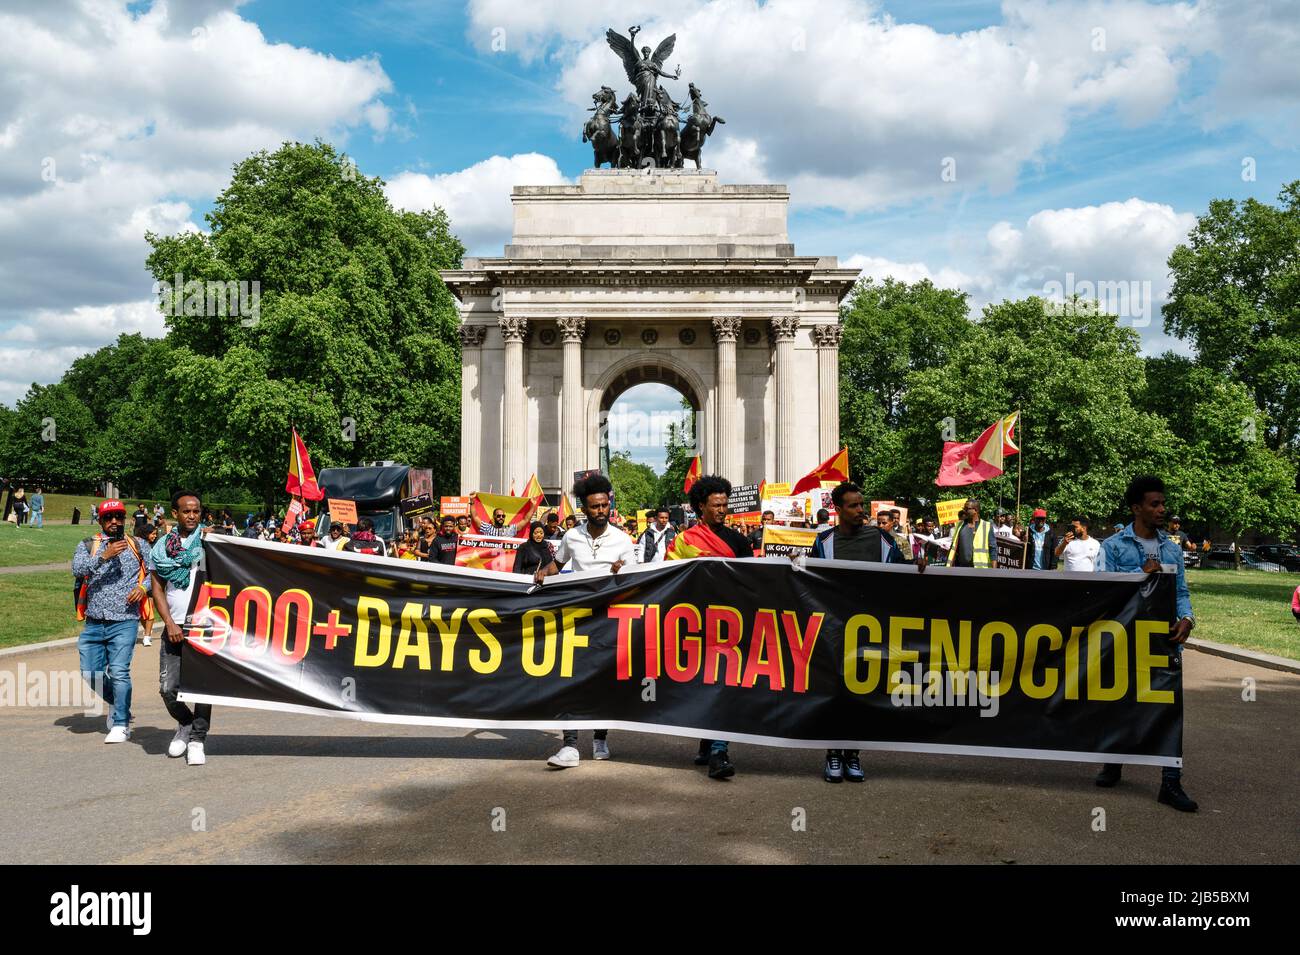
[813,322,843,459]
[770,315,801,482]
[711,317,743,480]
[557,317,587,491]
[458,324,487,495]
[498,316,528,492]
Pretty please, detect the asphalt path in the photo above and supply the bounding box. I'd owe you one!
[1,643,1295,864]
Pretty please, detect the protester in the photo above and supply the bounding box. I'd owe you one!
[1093,475,1197,812]
[455,515,471,535]
[29,486,44,529]
[150,491,213,766]
[563,514,578,531]
[71,499,154,743]
[345,517,388,557]
[947,498,996,568]
[814,508,831,533]
[665,474,754,780]
[1023,508,1058,571]
[636,507,676,563]
[323,523,349,551]
[1166,516,1192,553]
[543,511,563,540]
[748,510,774,552]
[132,503,149,537]
[809,482,925,781]
[297,519,321,548]
[993,509,1016,539]
[479,508,514,538]
[533,472,635,769]
[1055,517,1100,572]
[429,516,459,565]
[513,522,554,576]
[153,503,164,523]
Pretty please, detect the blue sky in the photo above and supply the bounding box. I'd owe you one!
[2,0,1297,471]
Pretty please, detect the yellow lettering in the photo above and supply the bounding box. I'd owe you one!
[467,609,501,674]
[522,609,558,677]
[560,607,593,678]
[843,613,882,694]
[392,602,431,670]
[1020,624,1062,699]
[354,595,392,667]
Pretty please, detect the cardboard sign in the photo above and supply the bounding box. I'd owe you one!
[936,498,966,526]
[399,492,435,517]
[728,483,762,517]
[455,533,526,573]
[996,536,1026,570]
[439,496,472,517]
[327,498,358,524]
[761,525,818,558]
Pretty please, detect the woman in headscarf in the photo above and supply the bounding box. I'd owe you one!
[512,521,553,576]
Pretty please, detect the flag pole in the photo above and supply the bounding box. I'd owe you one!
[1014,407,1023,524]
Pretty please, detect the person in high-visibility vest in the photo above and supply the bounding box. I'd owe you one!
[947,498,997,568]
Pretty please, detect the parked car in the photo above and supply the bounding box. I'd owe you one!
[1253,544,1300,572]
[1202,549,1266,570]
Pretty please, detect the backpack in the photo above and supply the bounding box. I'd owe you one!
[74,535,155,623]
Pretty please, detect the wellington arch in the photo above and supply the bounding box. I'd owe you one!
[441,168,860,497]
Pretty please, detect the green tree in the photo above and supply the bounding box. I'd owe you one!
[838,277,971,497]
[608,450,659,514]
[897,297,1180,523]
[1,384,99,488]
[1164,181,1300,460]
[144,141,466,504]
[655,414,698,508]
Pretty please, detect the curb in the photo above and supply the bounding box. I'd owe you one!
[0,623,164,659]
[1185,637,1300,674]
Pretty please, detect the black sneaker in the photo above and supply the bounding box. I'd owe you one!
[707,749,735,780]
[843,752,864,782]
[1157,780,1198,813]
[823,751,843,783]
[694,739,711,766]
[1095,763,1122,788]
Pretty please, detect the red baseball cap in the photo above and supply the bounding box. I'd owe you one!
[98,499,126,516]
[1032,508,1047,518]
[299,519,316,532]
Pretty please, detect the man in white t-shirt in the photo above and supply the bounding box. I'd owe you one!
[1055,516,1101,572]
[532,472,635,769]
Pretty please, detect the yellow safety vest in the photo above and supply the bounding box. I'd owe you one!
[947,519,993,568]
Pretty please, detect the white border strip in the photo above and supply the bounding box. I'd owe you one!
[177,691,1180,767]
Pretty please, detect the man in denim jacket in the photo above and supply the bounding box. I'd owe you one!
[1094,475,1197,812]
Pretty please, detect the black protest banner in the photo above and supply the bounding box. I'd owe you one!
[728,483,762,516]
[179,537,1183,766]
[399,493,435,517]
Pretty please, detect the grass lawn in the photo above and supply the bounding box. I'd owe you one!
[0,571,86,648]
[0,524,90,568]
[1185,568,1299,661]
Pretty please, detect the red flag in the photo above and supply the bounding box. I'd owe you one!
[285,428,324,501]
[682,456,701,495]
[935,412,1019,487]
[472,491,536,531]
[791,447,850,495]
[523,474,544,509]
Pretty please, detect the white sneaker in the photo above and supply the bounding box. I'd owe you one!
[547,745,580,768]
[186,740,206,766]
[104,725,130,744]
[167,723,192,758]
[593,739,611,760]
[142,633,152,646]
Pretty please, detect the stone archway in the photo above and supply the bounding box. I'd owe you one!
[591,353,707,478]
[442,168,859,496]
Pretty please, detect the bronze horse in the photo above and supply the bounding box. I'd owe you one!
[583,89,620,169]
[680,82,725,169]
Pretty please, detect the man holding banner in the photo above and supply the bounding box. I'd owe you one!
[947,499,997,569]
[1094,475,1198,812]
[533,472,635,769]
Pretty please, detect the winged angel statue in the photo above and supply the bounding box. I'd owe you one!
[606,25,680,110]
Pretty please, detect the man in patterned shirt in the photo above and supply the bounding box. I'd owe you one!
[71,499,154,743]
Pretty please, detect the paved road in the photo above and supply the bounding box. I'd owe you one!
[0,562,67,575]
[1,643,1295,864]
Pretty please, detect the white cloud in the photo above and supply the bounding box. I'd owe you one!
[472,0,1214,211]
[0,0,393,404]
[0,299,163,406]
[386,153,569,253]
[841,254,988,294]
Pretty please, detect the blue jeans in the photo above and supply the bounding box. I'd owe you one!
[79,618,138,728]
[30,510,43,528]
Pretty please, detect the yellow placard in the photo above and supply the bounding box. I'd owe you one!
[764,481,791,498]
[936,498,966,526]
